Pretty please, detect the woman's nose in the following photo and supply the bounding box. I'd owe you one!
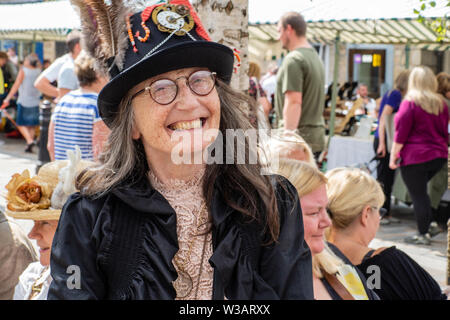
[28,224,41,240]
[319,209,332,229]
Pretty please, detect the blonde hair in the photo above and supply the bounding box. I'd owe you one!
[405,66,444,115]
[248,62,261,80]
[275,159,344,278]
[268,130,317,169]
[325,168,385,230]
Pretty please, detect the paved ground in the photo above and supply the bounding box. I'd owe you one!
[0,132,448,291]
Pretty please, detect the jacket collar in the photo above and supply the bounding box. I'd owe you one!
[111,170,235,226]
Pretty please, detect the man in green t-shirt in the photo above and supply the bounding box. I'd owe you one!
[274,12,326,155]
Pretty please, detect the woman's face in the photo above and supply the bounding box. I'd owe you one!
[28,220,59,266]
[300,184,331,255]
[130,67,221,165]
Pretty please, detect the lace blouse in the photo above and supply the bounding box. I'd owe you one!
[148,168,213,300]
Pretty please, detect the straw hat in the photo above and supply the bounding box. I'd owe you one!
[4,159,93,221]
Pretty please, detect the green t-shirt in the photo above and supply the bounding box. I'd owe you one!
[274,47,326,152]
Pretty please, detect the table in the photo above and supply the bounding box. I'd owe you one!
[326,135,376,175]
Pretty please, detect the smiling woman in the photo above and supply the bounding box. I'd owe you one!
[47,0,313,300]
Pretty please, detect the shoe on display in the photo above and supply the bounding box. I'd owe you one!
[380,218,391,225]
[404,233,431,246]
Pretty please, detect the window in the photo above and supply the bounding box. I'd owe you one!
[348,49,386,98]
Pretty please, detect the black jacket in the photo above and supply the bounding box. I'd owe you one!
[48,173,313,300]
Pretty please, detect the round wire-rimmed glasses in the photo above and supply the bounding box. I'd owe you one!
[130,70,217,105]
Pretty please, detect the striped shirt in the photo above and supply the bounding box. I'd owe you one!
[51,89,100,160]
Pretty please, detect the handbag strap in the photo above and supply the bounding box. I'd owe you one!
[323,271,355,300]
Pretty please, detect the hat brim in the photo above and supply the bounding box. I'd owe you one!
[5,208,61,221]
[98,41,234,127]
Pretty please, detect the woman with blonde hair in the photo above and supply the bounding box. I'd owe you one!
[277,159,378,300]
[326,167,447,300]
[389,66,448,245]
[374,69,410,224]
[268,130,317,168]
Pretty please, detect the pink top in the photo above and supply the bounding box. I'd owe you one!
[394,99,448,166]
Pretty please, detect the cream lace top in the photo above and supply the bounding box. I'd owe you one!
[148,168,213,300]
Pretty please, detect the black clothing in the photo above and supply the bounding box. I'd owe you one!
[48,174,313,300]
[373,136,395,215]
[400,158,447,234]
[326,243,379,300]
[357,246,446,300]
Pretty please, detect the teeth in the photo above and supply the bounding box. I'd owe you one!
[170,119,202,130]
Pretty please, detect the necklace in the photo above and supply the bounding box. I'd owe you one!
[172,202,210,299]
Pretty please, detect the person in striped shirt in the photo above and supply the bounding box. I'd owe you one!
[48,52,109,161]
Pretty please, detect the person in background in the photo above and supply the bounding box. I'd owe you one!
[389,66,448,245]
[48,51,109,161]
[248,61,272,123]
[6,159,92,300]
[261,63,279,127]
[275,11,326,158]
[0,51,8,99]
[42,59,52,71]
[268,130,317,168]
[355,84,377,117]
[276,160,378,300]
[326,167,448,300]
[3,54,42,153]
[436,72,450,113]
[374,69,410,225]
[0,208,38,300]
[7,47,19,66]
[34,31,81,101]
[426,72,450,233]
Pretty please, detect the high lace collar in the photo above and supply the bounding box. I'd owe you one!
[148,166,206,194]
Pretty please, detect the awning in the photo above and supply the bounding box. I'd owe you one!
[250,18,450,51]
[0,0,80,41]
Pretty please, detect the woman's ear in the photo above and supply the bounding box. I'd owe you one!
[360,205,372,227]
[131,122,141,140]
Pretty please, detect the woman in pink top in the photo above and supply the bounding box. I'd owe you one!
[389,66,448,245]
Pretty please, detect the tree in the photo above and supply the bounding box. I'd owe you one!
[413,0,449,41]
[192,0,249,91]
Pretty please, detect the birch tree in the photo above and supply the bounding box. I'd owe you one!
[192,0,249,91]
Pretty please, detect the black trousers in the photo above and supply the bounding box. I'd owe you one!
[400,158,447,235]
[373,137,396,215]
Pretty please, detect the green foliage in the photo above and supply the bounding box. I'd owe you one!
[414,0,449,42]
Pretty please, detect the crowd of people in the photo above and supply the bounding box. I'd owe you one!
[0,0,448,301]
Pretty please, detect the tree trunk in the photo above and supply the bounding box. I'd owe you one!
[192,0,249,92]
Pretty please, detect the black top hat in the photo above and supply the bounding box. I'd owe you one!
[75,0,234,127]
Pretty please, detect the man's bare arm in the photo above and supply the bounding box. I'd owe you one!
[34,75,58,98]
[283,90,303,131]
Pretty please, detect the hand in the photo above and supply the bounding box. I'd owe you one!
[389,153,400,170]
[1,99,9,109]
[376,143,386,158]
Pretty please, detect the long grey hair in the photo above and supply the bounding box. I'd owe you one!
[77,79,282,243]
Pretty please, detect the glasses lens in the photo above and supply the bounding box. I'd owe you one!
[150,79,177,104]
[379,208,387,219]
[189,71,215,96]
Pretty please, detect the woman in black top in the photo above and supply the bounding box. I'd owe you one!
[47,0,312,300]
[326,168,447,300]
